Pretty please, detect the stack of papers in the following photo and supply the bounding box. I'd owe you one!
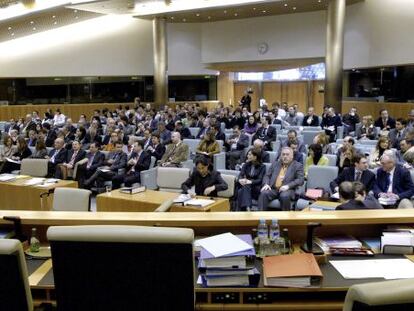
[314,236,362,253]
[24,178,45,186]
[0,174,17,182]
[174,194,215,207]
[263,253,323,288]
[381,231,414,253]
[330,259,414,279]
[196,233,259,287]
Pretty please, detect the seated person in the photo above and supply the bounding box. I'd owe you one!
[0,136,32,173]
[175,121,192,139]
[211,123,225,142]
[388,118,407,149]
[400,139,414,167]
[27,129,38,147]
[336,181,383,210]
[313,132,333,154]
[158,132,189,167]
[337,145,356,174]
[357,115,376,140]
[57,140,87,179]
[84,142,127,190]
[374,109,396,132]
[225,125,250,170]
[281,130,306,155]
[147,133,166,162]
[258,147,304,211]
[102,131,119,152]
[46,138,67,177]
[252,116,276,151]
[237,148,266,211]
[30,138,48,159]
[112,141,151,189]
[196,119,210,139]
[373,153,414,209]
[283,106,300,127]
[320,107,342,142]
[0,135,17,168]
[369,136,391,168]
[195,131,220,162]
[249,139,269,163]
[304,144,329,177]
[77,142,105,188]
[243,115,258,135]
[330,153,376,193]
[181,157,228,197]
[286,139,304,164]
[302,107,319,127]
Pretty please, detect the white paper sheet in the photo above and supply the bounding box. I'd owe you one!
[330,259,414,279]
[197,232,253,258]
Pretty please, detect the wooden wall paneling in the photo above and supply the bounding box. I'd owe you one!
[285,81,308,112]
[217,72,234,106]
[342,101,414,119]
[233,82,259,111]
[262,82,282,106]
[312,81,325,115]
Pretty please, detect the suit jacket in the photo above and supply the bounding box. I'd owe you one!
[253,126,276,147]
[388,128,407,149]
[196,127,210,139]
[106,151,127,172]
[45,130,57,147]
[48,148,67,165]
[182,169,228,197]
[178,127,193,139]
[373,165,414,200]
[336,197,383,210]
[263,160,304,194]
[302,115,320,127]
[240,162,266,187]
[227,133,249,151]
[215,131,226,142]
[21,121,37,135]
[374,117,396,130]
[160,142,189,166]
[149,144,166,161]
[128,151,151,175]
[12,147,32,160]
[65,149,87,165]
[86,151,105,172]
[330,167,376,193]
[5,123,20,134]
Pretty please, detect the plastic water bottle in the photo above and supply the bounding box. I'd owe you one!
[269,219,285,256]
[257,219,269,257]
[30,228,40,253]
[281,228,291,254]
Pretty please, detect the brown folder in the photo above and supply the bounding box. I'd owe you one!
[263,253,323,287]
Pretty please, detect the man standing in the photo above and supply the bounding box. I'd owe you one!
[373,153,414,209]
[258,147,304,211]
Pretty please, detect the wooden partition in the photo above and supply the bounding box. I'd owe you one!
[342,101,414,119]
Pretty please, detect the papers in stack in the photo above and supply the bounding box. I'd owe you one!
[24,178,45,186]
[314,236,362,253]
[0,174,17,182]
[197,233,258,287]
[263,253,323,288]
[174,194,215,207]
[330,259,414,279]
[119,186,146,194]
[381,231,414,253]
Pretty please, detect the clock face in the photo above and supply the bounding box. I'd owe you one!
[258,42,269,54]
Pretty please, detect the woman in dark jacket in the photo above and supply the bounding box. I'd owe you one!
[237,148,266,211]
[0,136,32,173]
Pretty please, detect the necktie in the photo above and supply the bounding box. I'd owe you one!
[50,150,58,163]
[68,151,78,166]
[87,154,95,169]
[384,173,391,192]
[263,128,267,137]
[355,171,362,181]
[275,165,287,189]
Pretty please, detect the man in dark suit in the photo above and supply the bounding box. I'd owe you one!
[111,141,151,189]
[196,119,210,139]
[373,153,414,209]
[21,114,37,137]
[330,153,375,193]
[77,142,105,188]
[181,156,228,197]
[258,147,304,211]
[374,109,396,131]
[175,121,192,139]
[302,107,320,127]
[253,116,276,151]
[321,107,342,142]
[336,181,382,210]
[27,130,38,147]
[4,118,20,135]
[147,133,166,161]
[225,125,250,170]
[41,123,57,147]
[47,138,68,177]
[250,139,269,163]
[388,118,408,149]
[211,124,225,142]
[84,142,127,189]
[269,110,282,126]
[55,140,87,179]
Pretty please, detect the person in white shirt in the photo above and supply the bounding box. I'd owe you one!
[53,109,66,127]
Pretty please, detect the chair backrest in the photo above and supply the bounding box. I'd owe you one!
[307,166,339,192]
[302,130,324,146]
[47,225,194,311]
[188,127,199,138]
[20,159,49,177]
[183,138,201,154]
[157,167,190,192]
[217,174,235,198]
[264,162,272,174]
[267,151,278,163]
[217,169,240,178]
[325,154,337,166]
[149,156,156,169]
[52,187,92,211]
[358,140,378,146]
[0,239,33,311]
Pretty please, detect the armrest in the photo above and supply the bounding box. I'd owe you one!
[73,158,88,180]
[213,152,226,171]
[181,159,194,170]
[140,167,158,190]
[343,279,414,311]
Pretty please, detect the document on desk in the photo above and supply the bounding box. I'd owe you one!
[24,178,45,186]
[330,259,414,279]
[197,233,253,258]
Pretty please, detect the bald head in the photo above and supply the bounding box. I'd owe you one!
[380,151,396,172]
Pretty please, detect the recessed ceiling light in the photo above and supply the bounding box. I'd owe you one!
[293,6,297,10]
[262,10,266,13]
[32,27,36,30]
[52,15,56,18]
[196,13,200,16]
[182,18,186,22]
[253,7,256,10]
[234,13,238,16]
[11,33,14,36]
[284,3,288,7]
[8,26,12,30]
[207,16,211,19]
[30,21,34,24]
[53,21,57,25]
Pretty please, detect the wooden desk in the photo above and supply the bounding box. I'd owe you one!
[96,189,230,212]
[0,177,77,211]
